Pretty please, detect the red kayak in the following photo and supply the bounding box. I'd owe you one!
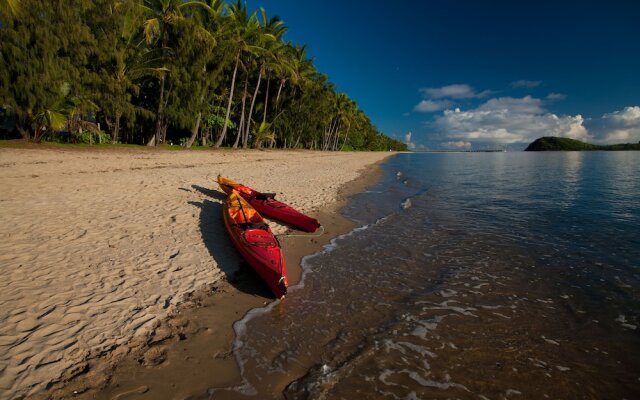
[218,175,321,233]
[223,190,288,298]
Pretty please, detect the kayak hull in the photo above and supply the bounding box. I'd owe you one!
[218,175,321,232]
[223,191,288,298]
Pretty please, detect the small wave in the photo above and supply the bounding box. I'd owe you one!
[220,214,393,396]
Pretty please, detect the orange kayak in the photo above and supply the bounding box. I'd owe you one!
[218,175,321,232]
[223,190,288,298]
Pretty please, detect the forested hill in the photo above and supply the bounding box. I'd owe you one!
[525,137,640,151]
[0,1,406,151]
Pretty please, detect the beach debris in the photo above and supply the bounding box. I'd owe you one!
[615,314,637,330]
[401,198,412,209]
[541,336,560,345]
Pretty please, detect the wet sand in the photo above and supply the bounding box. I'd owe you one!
[0,146,390,399]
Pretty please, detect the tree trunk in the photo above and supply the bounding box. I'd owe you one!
[185,111,202,148]
[152,73,166,146]
[186,86,207,149]
[216,51,240,148]
[262,75,270,124]
[15,117,30,140]
[233,76,248,148]
[332,120,342,150]
[275,79,285,107]
[244,67,262,148]
[340,124,351,151]
[111,112,122,144]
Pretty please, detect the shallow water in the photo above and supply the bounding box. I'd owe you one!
[210,152,640,399]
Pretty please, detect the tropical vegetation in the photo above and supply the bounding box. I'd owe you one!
[525,137,640,151]
[0,0,406,151]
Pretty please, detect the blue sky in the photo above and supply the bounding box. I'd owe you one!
[244,1,640,150]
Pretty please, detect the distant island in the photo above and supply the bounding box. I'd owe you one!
[525,137,640,151]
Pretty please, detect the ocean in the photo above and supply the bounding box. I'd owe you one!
[212,152,640,399]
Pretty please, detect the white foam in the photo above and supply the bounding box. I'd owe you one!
[439,289,458,298]
[222,217,392,396]
[380,369,470,392]
[615,314,637,330]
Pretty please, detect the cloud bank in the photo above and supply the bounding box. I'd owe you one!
[413,99,452,112]
[600,106,640,143]
[404,131,416,150]
[443,141,472,150]
[419,84,491,99]
[410,82,640,148]
[434,96,590,145]
[413,83,491,113]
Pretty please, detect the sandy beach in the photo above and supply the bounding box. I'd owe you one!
[0,147,391,399]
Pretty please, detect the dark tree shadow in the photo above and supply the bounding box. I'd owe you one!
[192,185,226,201]
[188,199,274,299]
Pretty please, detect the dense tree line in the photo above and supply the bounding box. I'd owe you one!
[524,136,640,151]
[0,0,407,151]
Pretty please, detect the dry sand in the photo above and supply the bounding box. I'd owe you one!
[0,147,391,399]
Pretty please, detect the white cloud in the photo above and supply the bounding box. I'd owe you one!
[511,80,542,88]
[434,96,590,144]
[600,106,640,143]
[413,99,452,112]
[404,131,416,150]
[478,95,544,114]
[419,84,490,99]
[442,141,472,150]
[546,93,567,101]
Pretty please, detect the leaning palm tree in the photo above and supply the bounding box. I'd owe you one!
[183,0,225,148]
[240,8,285,148]
[214,0,261,148]
[137,0,212,145]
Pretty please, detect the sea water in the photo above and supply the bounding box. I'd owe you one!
[212,152,640,399]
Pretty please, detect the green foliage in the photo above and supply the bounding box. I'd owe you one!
[0,0,405,151]
[525,136,640,151]
[41,130,110,144]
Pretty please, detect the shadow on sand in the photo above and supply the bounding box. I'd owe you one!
[188,186,274,299]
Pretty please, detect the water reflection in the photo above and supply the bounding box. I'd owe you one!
[210,152,640,400]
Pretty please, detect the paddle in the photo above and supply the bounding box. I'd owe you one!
[236,195,249,225]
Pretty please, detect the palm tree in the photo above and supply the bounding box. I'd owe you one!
[0,0,20,18]
[214,0,261,148]
[138,0,212,146]
[184,0,224,148]
[107,49,167,143]
[257,10,288,124]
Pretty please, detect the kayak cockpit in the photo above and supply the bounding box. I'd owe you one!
[241,229,278,247]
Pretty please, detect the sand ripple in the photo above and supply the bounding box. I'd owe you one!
[0,148,389,399]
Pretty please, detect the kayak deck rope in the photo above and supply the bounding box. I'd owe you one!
[277,225,325,239]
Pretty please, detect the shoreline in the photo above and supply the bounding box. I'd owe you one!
[45,153,388,400]
[0,147,391,399]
